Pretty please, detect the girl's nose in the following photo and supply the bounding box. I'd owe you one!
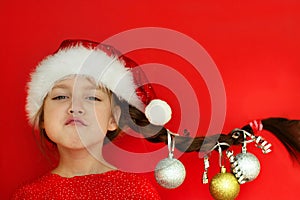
[68,108,84,115]
[68,100,85,115]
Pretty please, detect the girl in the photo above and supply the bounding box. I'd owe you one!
[12,39,300,199]
[12,39,165,199]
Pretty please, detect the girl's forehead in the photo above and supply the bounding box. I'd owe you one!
[52,75,110,93]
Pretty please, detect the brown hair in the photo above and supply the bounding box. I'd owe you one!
[110,98,300,163]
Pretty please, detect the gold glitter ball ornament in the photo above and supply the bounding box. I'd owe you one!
[209,167,240,200]
[155,157,186,189]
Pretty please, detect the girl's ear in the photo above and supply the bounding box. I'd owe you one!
[107,106,121,131]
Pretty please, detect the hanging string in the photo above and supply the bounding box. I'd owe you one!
[217,142,223,167]
[241,131,250,153]
[201,142,230,184]
[226,150,246,184]
[202,155,209,184]
[208,142,230,167]
[167,129,179,159]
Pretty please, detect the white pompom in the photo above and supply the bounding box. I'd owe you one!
[145,99,172,126]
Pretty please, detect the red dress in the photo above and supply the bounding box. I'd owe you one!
[12,170,161,200]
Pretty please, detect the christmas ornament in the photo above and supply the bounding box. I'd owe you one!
[226,149,261,184]
[228,129,272,184]
[235,152,260,182]
[208,142,240,200]
[155,130,186,189]
[236,130,261,183]
[209,166,240,200]
[155,157,186,189]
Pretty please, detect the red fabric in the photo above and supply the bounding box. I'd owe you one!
[12,170,161,200]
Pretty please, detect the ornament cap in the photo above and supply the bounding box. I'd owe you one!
[220,166,226,173]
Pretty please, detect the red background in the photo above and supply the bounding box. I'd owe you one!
[1,0,300,199]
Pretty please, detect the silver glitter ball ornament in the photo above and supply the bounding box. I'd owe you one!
[155,157,186,189]
[235,152,260,182]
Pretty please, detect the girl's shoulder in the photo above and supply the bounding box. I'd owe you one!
[11,173,57,199]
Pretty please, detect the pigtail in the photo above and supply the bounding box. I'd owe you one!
[260,118,300,162]
[123,104,240,152]
[116,101,300,163]
[240,118,300,162]
[175,118,300,163]
[127,103,241,153]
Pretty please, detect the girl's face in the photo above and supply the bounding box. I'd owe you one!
[43,76,118,150]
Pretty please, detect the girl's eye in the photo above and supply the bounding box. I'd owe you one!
[52,96,68,100]
[87,96,101,101]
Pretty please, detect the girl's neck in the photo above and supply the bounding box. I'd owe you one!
[52,145,117,178]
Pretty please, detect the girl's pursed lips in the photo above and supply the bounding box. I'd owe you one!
[65,118,87,126]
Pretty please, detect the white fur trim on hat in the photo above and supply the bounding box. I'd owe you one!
[26,45,144,125]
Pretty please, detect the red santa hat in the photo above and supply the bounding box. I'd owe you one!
[26,39,172,127]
